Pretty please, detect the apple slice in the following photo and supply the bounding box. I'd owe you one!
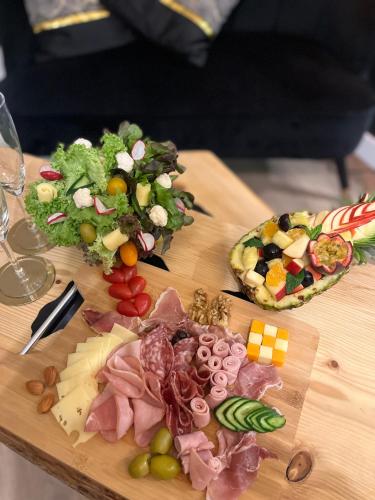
[313,210,329,228]
[322,206,348,233]
[283,234,310,259]
[340,204,362,225]
[364,201,375,213]
[265,281,286,301]
[352,203,367,220]
[285,258,304,276]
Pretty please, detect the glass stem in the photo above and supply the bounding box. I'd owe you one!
[16,195,47,244]
[1,239,26,278]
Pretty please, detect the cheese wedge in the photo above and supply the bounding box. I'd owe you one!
[56,375,97,400]
[51,383,98,447]
[110,323,139,343]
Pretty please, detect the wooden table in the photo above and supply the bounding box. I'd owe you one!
[1,151,375,499]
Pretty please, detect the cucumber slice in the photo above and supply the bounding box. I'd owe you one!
[214,396,242,431]
[224,399,252,432]
[233,400,263,429]
[245,407,286,433]
[66,174,93,195]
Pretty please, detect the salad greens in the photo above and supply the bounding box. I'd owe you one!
[25,122,194,272]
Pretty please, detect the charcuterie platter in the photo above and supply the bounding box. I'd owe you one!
[3,260,318,500]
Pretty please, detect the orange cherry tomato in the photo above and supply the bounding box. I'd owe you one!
[120,241,138,266]
[107,177,127,195]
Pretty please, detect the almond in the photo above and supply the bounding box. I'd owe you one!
[25,380,45,395]
[37,393,55,414]
[43,366,58,386]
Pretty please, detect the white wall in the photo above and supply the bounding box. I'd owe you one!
[0,47,6,81]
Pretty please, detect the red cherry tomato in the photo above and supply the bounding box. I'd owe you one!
[128,276,146,296]
[134,293,152,316]
[103,268,125,284]
[108,283,132,300]
[121,265,137,283]
[117,299,139,317]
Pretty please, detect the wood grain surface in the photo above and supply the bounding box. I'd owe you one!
[0,152,374,500]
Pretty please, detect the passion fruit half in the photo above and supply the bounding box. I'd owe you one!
[308,233,353,274]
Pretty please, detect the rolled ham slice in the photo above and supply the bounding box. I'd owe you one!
[212,339,230,358]
[196,345,211,366]
[174,431,214,457]
[207,355,222,371]
[222,355,241,374]
[230,342,247,360]
[198,333,218,348]
[190,397,211,429]
[209,370,228,387]
[205,385,228,409]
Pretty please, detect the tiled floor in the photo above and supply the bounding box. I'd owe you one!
[1,155,374,500]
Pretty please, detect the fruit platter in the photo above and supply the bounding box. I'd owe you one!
[230,194,375,310]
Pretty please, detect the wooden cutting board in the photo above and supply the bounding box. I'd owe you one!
[0,261,318,500]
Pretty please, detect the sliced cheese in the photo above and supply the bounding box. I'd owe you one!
[59,359,92,381]
[110,323,138,343]
[76,341,105,352]
[56,375,97,400]
[51,383,98,447]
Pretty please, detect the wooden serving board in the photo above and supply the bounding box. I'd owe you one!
[0,261,318,500]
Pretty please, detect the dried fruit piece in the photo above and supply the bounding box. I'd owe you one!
[44,366,58,386]
[37,393,55,414]
[25,380,45,395]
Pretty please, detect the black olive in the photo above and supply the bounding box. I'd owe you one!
[302,271,314,288]
[254,260,269,278]
[171,329,189,345]
[278,214,291,232]
[263,243,282,261]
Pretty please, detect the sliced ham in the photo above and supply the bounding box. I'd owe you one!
[206,386,228,409]
[82,309,141,334]
[207,355,223,371]
[85,385,133,442]
[180,449,214,475]
[233,361,282,400]
[190,397,210,429]
[198,333,218,348]
[229,342,247,362]
[174,431,215,457]
[189,449,221,491]
[212,340,230,358]
[196,345,211,366]
[210,371,228,387]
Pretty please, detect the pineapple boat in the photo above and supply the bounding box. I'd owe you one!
[230,193,375,310]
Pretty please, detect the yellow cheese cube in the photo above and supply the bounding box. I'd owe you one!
[262,335,276,348]
[250,320,264,334]
[272,349,285,367]
[277,328,289,340]
[247,343,260,361]
[264,324,277,337]
[258,345,273,364]
[274,338,288,352]
[248,332,263,345]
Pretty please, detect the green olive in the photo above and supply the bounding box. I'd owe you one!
[150,455,181,480]
[150,427,173,455]
[128,452,151,479]
[79,223,96,244]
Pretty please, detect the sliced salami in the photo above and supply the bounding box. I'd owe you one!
[173,337,199,371]
[140,325,174,381]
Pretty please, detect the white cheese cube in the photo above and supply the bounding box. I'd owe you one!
[248,332,263,345]
[274,338,289,352]
[258,345,273,365]
[264,324,278,337]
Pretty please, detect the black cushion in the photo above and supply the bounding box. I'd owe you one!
[2,34,374,157]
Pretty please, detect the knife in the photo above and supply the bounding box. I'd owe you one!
[19,282,78,355]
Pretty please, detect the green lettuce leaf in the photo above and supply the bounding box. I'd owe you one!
[101,133,126,173]
[86,237,116,274]
[154,183,185,231]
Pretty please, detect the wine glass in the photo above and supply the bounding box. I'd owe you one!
[0,92,53,254]
[0,185,55,305]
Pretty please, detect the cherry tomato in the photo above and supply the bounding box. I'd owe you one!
[134,293,152,316]
[121,265,137,283]
[128,276,146,296]
[103,268,125,284]
[108,283,132,300]
[117,299,139,317]
[120,241,138,267]
[107,177,127,195]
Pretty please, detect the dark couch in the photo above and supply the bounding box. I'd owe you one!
[1,0,375,188]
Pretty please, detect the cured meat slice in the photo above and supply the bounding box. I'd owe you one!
[163,382,193,436]
[209,371,228,388]
[198,333,218,348]
[212,340,230,358]
[190,397,210,429]
[173,337,198,371]
[171,370,201,402]
[140,325,174,381]
[100,356,144,399]
[205,386,228,409]
[85,385,133,442]
[132,372,165,447]
[174,431,215,457]
[196,346,211,366]
[207,355,222,371]
[146,287,186,330]
[82,309,141,334]
[206,429,275,500]
[189,365,211,387]
[229,342,247,361]
[189,449,221,491]
[222,356,241,378]
[233,361,282,400]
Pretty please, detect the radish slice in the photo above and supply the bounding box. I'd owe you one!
[131,140,145,161]
[175,198,185,213]
[137,232,155,252]
[47,212,67,224]
[94,196,116,215]
[39,164,63,181]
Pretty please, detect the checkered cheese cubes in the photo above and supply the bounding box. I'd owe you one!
[247,319,288,367]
